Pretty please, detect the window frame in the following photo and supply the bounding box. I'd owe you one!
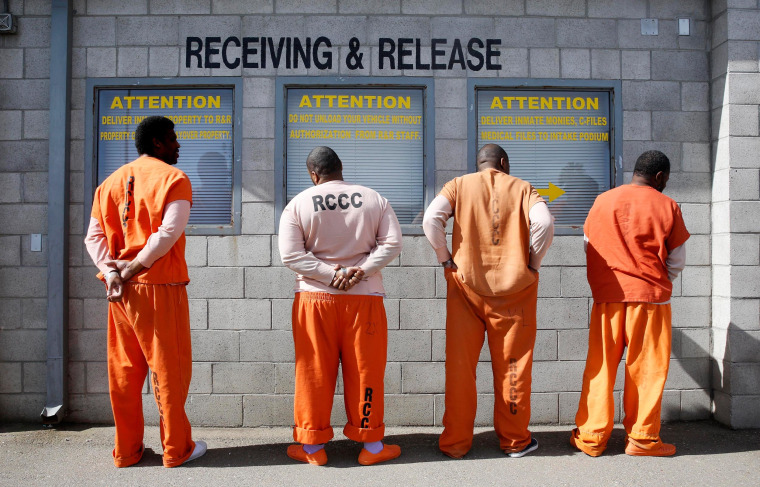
[84,77,244,236]
[274,76,436,236]
[468,78,623,235]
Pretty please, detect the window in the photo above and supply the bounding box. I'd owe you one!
[275,78,435,234]
[469,80,622,233]
[85,78,243,235]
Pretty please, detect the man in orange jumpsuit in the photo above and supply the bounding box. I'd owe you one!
[279,146,403,466]
[571,150,690,457]
[85,116,206,468]
[422,144,554,458]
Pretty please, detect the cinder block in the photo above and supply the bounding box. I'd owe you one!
[558,391,581,424]
[208,235,270,267]
[534,330,557,361]
[532,360,585,392]
[622,81,681,111]
[728,9,760,41]
[498,48,529,78]
[399,299,446,329]
[382,267,436,298]
[729,104,759,136]
[537,267,560,297]
[435,266,448,298]
[664,358,710,389]
[435,107,467,139]
[0,111,22,140]
[68,361,86,394]
[242,139,274,172]
[82,298,108,329]
[0,266,47,297]
[652,51,709,81]
[678,328,710,358]
[388,330,432,361]
[558,329,589,361]
[591,49,621,80]
[671,297,710,329]
[21,171,47,202]
[242,394,294,426]
[240,330,295,361]
[213,362,275,393]
[729,168,760,200]
[214,0,274,14]
[209,299,272,329]
[23,48,50,79]
[73,17,116,47]
[275,362,295,393]
[729,136,760,169]
[86,361,109,394]
[276,0,336,13]
[68,298,83,331]
[190,299,208,330]
[560,267,592,298]
[680,389,711,421]
[0,298,22,329]
[190,330,240,361]
[497,18,557,49]
[623,111,651,141]
[531,392,559,424]
[243,77,275,109]
[86,48,117,77]
[385,393,435,425]
[21,361,45,393]
[385,361,402,393]
[153,0,210,14]
[384,298,400,330]
[185,236,207,267]
[148,47,180,77]
[87,0,147,14]
[526,0,584,16]
[660,389,681,421]
[537,298,588,329]
[242,170,274,203]
[436,170,466,194]
[402,362,445,393]
[68,329,107,362]
[560,49,591,79]
[64,394,114,424]
[730,265,760,298]
[117,47,148,77]
[271,298,294,330]
[116,17,179,46]
[557,20,617,48]
[241,202,275,234]
[245,266,294,299]
[681,266,711,296]
[0,236,20,266]
[541,236,586,267]
[618,20,679,49]
[681,143,711,173]
[187,267,245,298]
[530,48,559,78]
[652,111,710,142]
[681,82,710,113]
[434,78,467,109]
[588,0,646,18]
[190,362,212,394]
[187,393,243,426]
[621,50,650,80]
[0,49,23,78]
[0,363,22,392]
[339,0,400,14]
[683,234,710,265]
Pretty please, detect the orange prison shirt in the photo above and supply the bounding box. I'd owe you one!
[91,155,193,284]
[584,184,690,303]
[440,168,544,297]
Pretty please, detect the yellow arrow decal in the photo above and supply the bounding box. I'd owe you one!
[537,183,566,202]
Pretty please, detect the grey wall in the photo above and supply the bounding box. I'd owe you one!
[1,0,756,428]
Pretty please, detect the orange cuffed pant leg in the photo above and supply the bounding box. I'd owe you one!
[108,284,195,468]
[292,293,388,445]
[440,269,537,457]
[622,303,671,441]
[575,302,671,450]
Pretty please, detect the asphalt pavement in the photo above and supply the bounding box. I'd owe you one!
[1,421,758,486]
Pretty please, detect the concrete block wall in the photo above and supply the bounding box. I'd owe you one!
[0,0,729,427]
[0,0,52,421]
[710,0,760,429]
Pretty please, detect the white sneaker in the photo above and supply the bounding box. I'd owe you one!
[185,440,207,464]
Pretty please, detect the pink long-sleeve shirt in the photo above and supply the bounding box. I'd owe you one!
[278,180,403,295]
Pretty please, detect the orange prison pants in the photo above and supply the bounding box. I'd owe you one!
[440,268,538,457]
[574,302,671,451]
[107,284,195,468]
[292,292,388,445]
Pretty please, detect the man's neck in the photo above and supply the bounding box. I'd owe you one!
[316,174,343,185]
[630,174,656,189]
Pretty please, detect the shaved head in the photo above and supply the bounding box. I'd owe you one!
[306,146,342,177]
[476,144,509,173]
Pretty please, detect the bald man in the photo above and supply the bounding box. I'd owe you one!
[279,146,403,466]
[423,144,554,458]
